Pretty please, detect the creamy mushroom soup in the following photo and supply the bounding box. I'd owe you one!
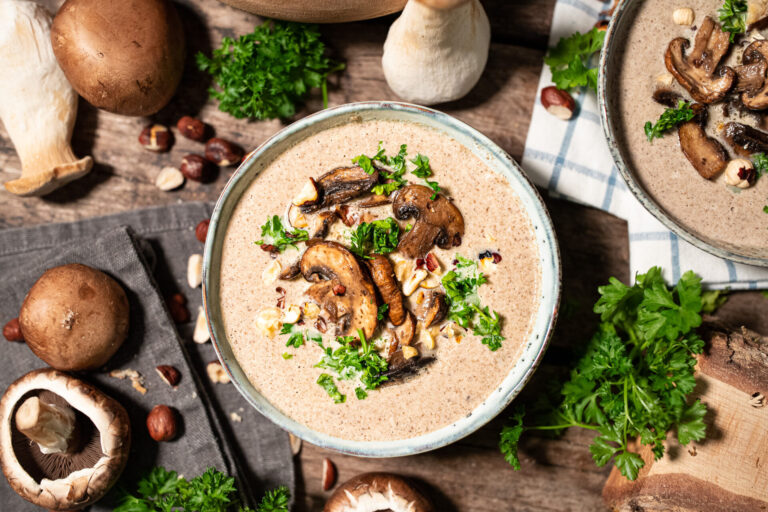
[218,119,541,441]
[611,0,768,257]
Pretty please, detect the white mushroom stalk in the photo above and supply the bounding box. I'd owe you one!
[381,0,490,105]
[0,0,93,197]
[14,397,75,455]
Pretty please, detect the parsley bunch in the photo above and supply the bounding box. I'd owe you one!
[350,217,400,258]
[255,215,309,252]
[441,256,505,351]
[644,101,695,141]
[315,329,388,401]
[115,466,289,512]
[196,20,344,120]
[718,0,747,42]
[499,268,710,480]
[545,28,606,93]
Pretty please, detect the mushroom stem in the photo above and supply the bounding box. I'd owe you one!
[15,397,76,454]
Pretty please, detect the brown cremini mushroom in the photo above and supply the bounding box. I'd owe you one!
[677,104,728,179]
[736,41,768,109]
[0,368,130,510]
[665,16,735,104]
[300,167,380,213]
[301,242,378,339]
[392,311,416,346]
[19,264,129,371]
[392,185,465,259]
[420,291,448,328]
[723,122,768,156]
[367,255,406,326]
[51,0,185,116]
[323,472,434,512]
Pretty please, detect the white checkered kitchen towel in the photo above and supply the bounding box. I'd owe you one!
[521,0,768,290]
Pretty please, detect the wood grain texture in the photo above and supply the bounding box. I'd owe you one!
[2,0,767,511]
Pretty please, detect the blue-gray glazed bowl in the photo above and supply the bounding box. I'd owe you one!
[202,101,561,457]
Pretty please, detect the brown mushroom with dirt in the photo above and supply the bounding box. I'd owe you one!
[50,0,185,116]
[367,254,406,326]
[665,16,735,104]
[19,263,130,371]
[392,185,465,259]
[678,103,728,179]
[324,472,434,512]
[301,241,379,339]
[300,166,380,213]
[0,368,130,510]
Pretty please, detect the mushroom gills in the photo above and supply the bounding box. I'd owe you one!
[300,166,380,213]
[323,472,434,512]
[367,254,406,326]
[678,104,728,179]
[664,16,735,104]
[392,185,465,259]
[723,122,768,156]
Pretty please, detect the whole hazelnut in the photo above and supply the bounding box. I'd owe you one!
[180,154,213,183]
[167,293,190,323]
[195,219,210,243]
[541,86,576,120]
[724,158,755,189]
[177,116,207,142]
[205,138,244,167]
[147,405,178,442]
[139,124,172,152]
[3,318,24,342]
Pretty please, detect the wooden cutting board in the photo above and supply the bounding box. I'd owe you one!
[216,0,407,22]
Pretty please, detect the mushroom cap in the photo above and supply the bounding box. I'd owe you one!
[50,0,185,116]
[0,368,131,510]
[392,185,465,259]
[323,472,433,512]
[677,104,728,179]
[300,166,380,214]
[300,241,379,339]
[739,40,768,109]
[19,263,130,371]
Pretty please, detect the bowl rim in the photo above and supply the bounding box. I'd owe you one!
[202,100,562,457]
[597,0,768,267]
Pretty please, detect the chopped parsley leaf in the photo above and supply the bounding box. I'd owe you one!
[282,352,293,360]
[753,152,768,180]
[317,373,345,403]
[544,27,605,92]
[280,323,322,349]
[315,329,388,401]
[355,387,368,400]
[377,303,389,321]
[644,100,695,141]
[718,0,747,42]
[410,154,432,178]
[350,217,400,258]
[764,205,768,214]
[255,215,309,252]
[441,256,505,351]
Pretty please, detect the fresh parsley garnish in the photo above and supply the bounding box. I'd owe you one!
[499,268,708,481]
[441,256,505,351]
[644,100,695,141]
[718,0,748,42]
[196,20,344,120]
[317,373,345,403]
[255,215,309,252]
[315,329,388,401]
[350,217,400,258]
[282,352,293,360]
[280,323,322,349]
[115,466,290,512]
[410,153,442,199]
[353,143,409,194]
[753,152,768,181]
[544,27,605,93]
[377,303,389,321]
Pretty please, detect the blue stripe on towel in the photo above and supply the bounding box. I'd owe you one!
[547,90,586,189]
[725,260,737,282]
[670,232,680,282]
[601,166,618,209]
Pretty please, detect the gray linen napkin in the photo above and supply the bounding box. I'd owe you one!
[0,202,294,510]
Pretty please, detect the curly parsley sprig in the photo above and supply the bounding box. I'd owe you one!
[315,329,389,402]
[545,27,606,93]
[499,268,712,480]
[718,0,748,42]
[196,20,344,120]
[255,215,309,252]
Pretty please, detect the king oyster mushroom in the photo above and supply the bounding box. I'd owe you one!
[19,264,130,371]
[300,167,380,214]
[392,185,464,259]
[665,16,735,104]
[0,368,130,510]
[324,472,434,512]
[367,255,406,326]
[301,241,379,339]
[678,103,728,179]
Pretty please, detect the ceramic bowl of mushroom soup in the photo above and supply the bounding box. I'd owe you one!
[202,101,561,456]
[600,0,768,266]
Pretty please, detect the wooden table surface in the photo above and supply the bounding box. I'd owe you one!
[2,1,767,510]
